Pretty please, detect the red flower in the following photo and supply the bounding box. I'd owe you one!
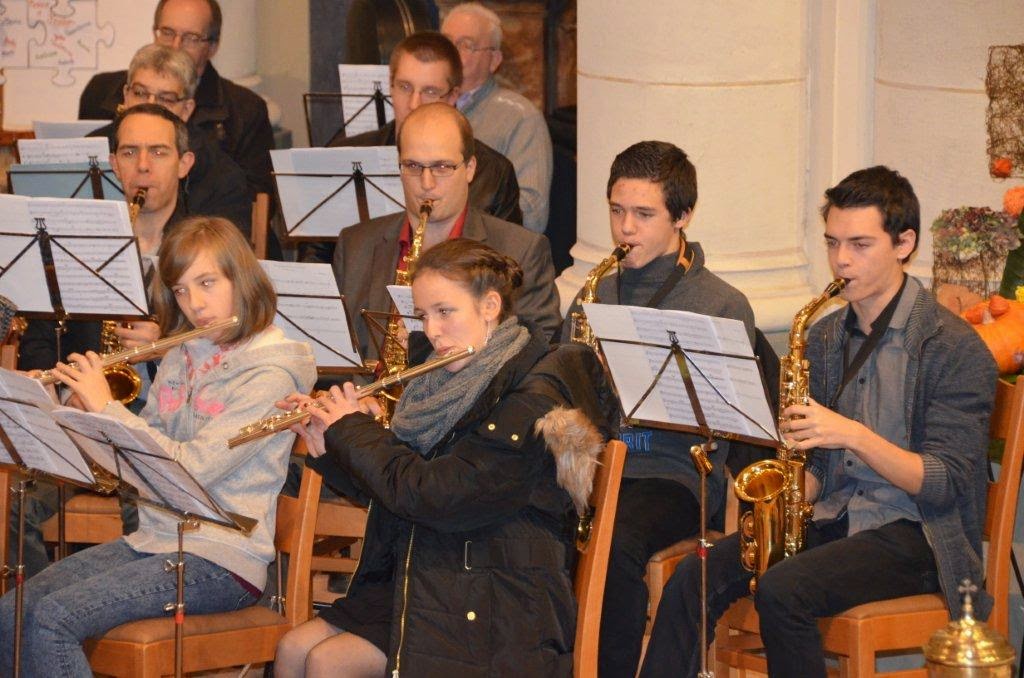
[993,157,1013,178]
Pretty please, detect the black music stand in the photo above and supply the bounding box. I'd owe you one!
[9,157,124,201]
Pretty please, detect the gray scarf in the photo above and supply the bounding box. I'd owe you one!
[390,317,530,455]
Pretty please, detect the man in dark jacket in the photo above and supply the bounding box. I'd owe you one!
[640,166,997,678]
[88,44,251,238]
[78,0,274,200]
[333,103,560,357]
[301,31,522,265]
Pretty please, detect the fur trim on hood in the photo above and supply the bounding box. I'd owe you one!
[535,406,605,516]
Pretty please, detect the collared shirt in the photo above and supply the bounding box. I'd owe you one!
[813,275,922,533]
[395,205,469,270]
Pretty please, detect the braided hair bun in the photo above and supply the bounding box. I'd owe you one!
[413,238,523,321]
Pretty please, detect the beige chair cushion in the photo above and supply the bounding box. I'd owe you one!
[99,605,287,643]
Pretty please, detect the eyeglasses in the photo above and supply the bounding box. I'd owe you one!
[126,84,187,107]
[153,26,214,47]
[452,38,498,54]
[398,160,466,177]
[392,80,453,103]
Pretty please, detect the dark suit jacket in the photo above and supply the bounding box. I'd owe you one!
[78,64,275,199]
[332,208,561,359]
[89,121,251,239]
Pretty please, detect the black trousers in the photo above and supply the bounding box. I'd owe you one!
[638,517,938,678]
[599,477,701,678]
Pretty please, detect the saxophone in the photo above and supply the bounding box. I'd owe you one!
[100,188,150,404]
[733,278,845,593]
[376,199,433,425]
[569,244,631,349]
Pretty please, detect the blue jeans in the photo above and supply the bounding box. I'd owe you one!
[0,538,257,677]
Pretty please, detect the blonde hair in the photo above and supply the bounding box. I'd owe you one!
[153,216,275,343]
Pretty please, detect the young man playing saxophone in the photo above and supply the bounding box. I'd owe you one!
[639,166,997,678]
[560,140,757,677]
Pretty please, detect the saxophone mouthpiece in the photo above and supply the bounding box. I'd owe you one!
[419,199,435,218]
[827,278,847,296]
[132,188,148,208]
[613,243,632,260]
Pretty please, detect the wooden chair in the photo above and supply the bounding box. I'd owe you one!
[85,465,323,677]
[251,192,270,259]
[574,440,627,678]
[715,377,1024,677]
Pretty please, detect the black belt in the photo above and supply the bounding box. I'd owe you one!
[463,539,566,571]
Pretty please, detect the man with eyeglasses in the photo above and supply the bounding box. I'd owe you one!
[442,3,552,234]
[332,102,560,361]
[87,44,251,239]
[78,0,274,201]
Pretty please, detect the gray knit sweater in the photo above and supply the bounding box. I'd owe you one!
[103,326,316,590]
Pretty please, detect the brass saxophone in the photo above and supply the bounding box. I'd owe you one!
[734,278,845,593]
[376,199,433,425]
[569,244,631,349]
[100,188,150,404]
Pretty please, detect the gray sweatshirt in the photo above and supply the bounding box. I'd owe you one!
[103,326,316,590]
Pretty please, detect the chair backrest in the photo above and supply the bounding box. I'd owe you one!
[251,192,270,260]
[983,377,1024,635]
[274,464,323,626]
[573,439,627,678]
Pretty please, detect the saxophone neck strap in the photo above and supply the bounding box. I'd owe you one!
[644,241,694,309]
[830,273,907,408]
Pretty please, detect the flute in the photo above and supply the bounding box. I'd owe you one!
[228,346,476,448]
[37,316,240,385]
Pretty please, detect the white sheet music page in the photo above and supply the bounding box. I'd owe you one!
[386,285,423,332]
[50,408,228,524]
[583,303,778,443]
[0,194,51,313]
[337,64,395,136]
[260,260,362,368]
[17,137,110,164]
[0,368,95,484]
[33,120,108,139]
[28,198,148,316]
[272,146,402,238]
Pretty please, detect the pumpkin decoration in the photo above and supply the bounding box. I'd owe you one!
[961,294,1024,374]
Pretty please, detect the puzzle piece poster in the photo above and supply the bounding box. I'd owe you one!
[1,0,156,128]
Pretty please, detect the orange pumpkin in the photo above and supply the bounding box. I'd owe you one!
[961,295,1024,373]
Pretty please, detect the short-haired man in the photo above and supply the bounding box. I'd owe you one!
[442,2,553,233]
[327,31,521,225]
[79,0,274,199]
[89,44,251,237]
[560,140,757,677]
[334,102,559,360]
[10,104,198,578]
[640,166,997,678]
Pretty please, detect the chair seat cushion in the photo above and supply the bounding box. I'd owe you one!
[99,605,287,643]
[830,593,945,621]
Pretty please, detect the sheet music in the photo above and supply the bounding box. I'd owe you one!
[50,408,229,524]
[9,161,121,200]
[337,64,395,136]
[260,260,362,368]
[272,146,403,238]
[0,195,149,316]
[583,303,777,442]
[0,369,95,484]
[17,137,110,164]
[33,120,107,139]
[386,285,423,332]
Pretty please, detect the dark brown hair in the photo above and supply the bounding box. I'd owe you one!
[413,238,522,322]
[389,31,463,90]
[607,140,697,221]
[153,216,275,343]
[113,102,190,155]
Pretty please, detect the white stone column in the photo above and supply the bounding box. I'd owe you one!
[564,0,817,333]
[215,0,283,127]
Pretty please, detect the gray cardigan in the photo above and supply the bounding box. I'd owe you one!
[807,282,996,619]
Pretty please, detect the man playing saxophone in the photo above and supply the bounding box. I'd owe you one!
[560,141,757,678]
[641,166,997,678]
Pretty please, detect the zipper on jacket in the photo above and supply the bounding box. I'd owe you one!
[391,524,417,677]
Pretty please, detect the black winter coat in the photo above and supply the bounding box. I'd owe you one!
[308,331,618,677]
